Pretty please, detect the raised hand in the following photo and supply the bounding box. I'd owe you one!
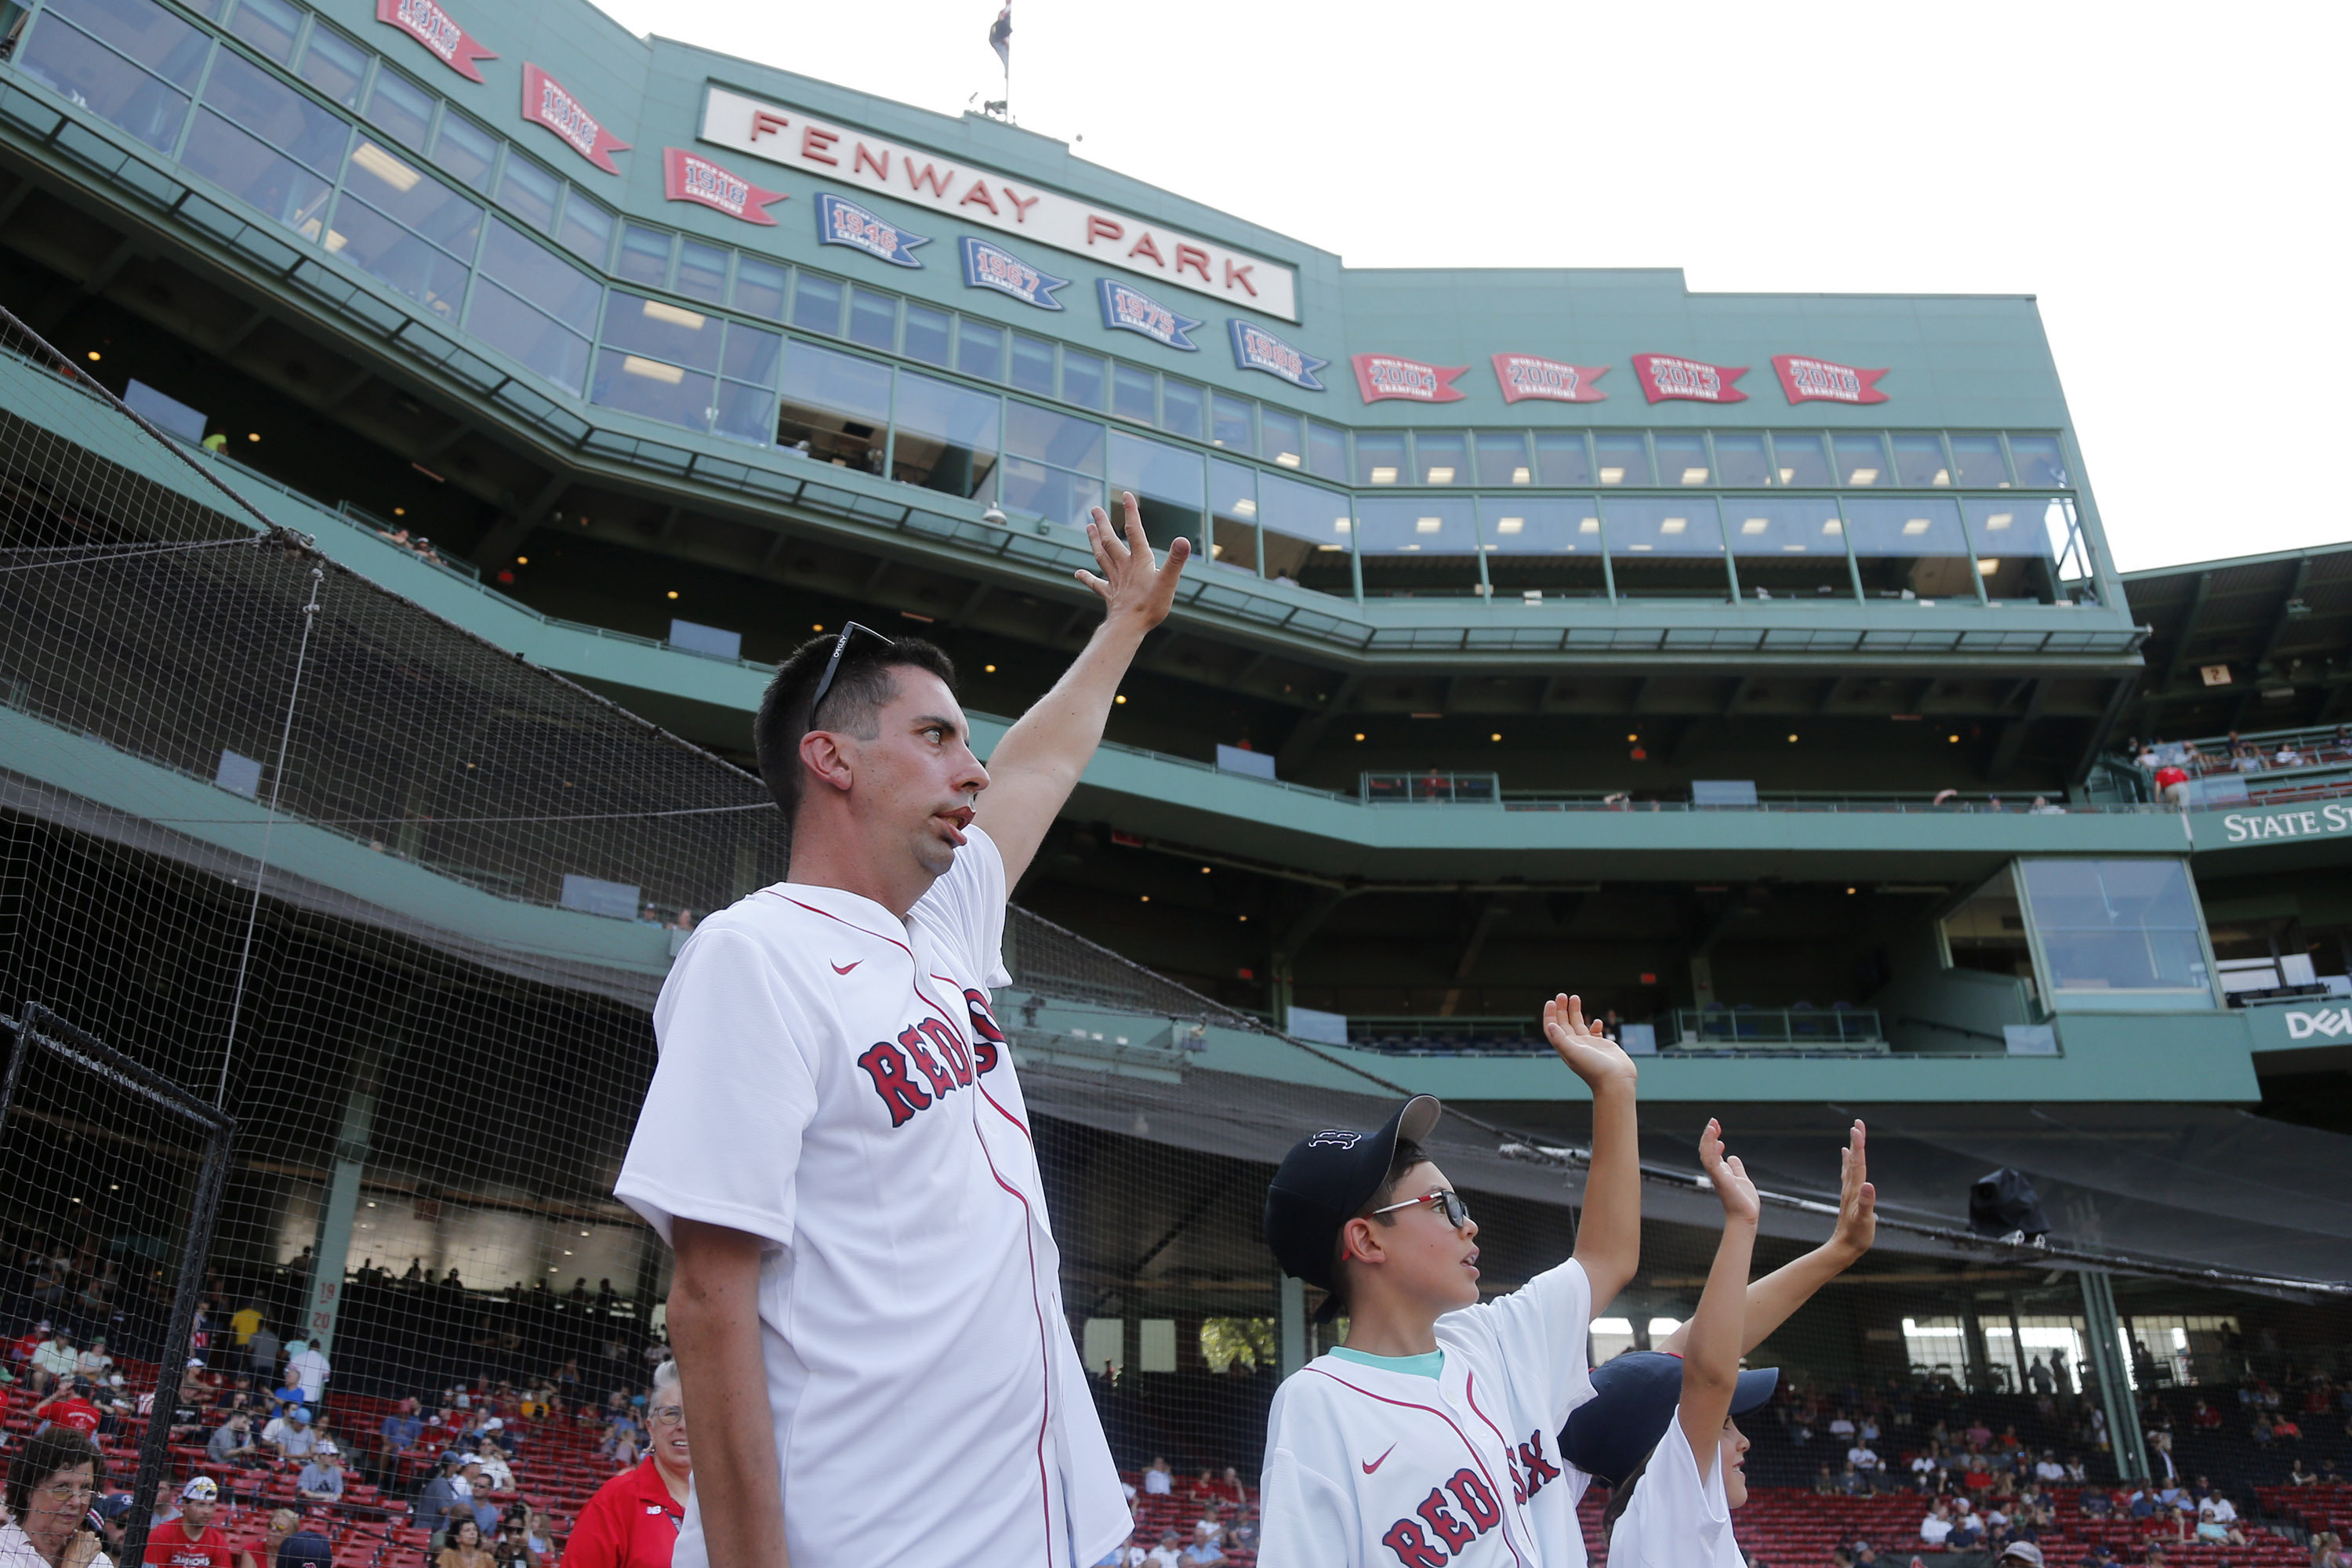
[1830,1118,1876,1259]
[1076,491,1190,633]
[1541,993,1638,1091]
[1699,1117,1761,1225]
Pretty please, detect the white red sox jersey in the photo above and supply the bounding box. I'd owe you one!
[1602,1418,1744,1568]
[1258,1259,1597,1568]
[615,827,1128,1568]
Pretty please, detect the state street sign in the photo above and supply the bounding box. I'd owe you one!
[699,86,1298,321]
[2194,800,2352,849]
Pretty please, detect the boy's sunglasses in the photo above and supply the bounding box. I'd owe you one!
[1370,1188,1471,1230]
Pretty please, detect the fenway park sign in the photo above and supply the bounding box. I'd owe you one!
[698,85,1298,320]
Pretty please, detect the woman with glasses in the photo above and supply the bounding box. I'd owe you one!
[1,1428,109,1568]
[563,1362,690,1568]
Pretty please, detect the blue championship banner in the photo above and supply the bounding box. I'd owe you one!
[1229,320,1327,391]
[960,237,1068,310]
[1097,279,1200,351]
[816,193,928,267]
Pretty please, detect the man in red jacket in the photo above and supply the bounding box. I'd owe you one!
[565,1363,689,1568]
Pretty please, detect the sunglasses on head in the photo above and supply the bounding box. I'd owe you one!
[807,622,895,726]
[1370,1188,1471,1230]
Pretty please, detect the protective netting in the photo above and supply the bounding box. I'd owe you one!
[1,298,2348,1568]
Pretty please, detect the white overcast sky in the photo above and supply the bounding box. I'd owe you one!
[592,0,2348,575]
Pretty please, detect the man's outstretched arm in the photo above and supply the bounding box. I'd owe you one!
[978,491,1189,885]
[669,1219,789,1568]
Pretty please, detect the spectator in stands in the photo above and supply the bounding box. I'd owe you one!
[1094,1530,1147,1567]
[2034,1450,2065,1483]
[1181,1520,1225,1566]
[2080,1544,2117,1568]
[2196,1497,2245,1547]
[2321,1457,2342,1483]
[245,1319,280,1385]
[296,1443,345,1503]
[72,1338,111,1384]
[473,1426,515,1492]
[261,1508,332,1568]
[28,1327,75,1394]
[266,1363,304,1419]
[2312,1534,2352,1568]
[436,1520,493,1568]
[1841,1461,1868,1496]
[1921,1500,1956,1549]
[1813,1461,1838,1494]
[31,1379,103,1439]
[521,1512,554,1568]
[147,1475,238,1568]
[563,1361,688,1568]
[2,1427,109,1568]
[1849,1437,1883,1486]
[1143,1457,1174,1496]
[286,1338,329,1409]
[2001,1544,2046,1568]
[415,1454,474,1552]
[376,1396,424,1479]
[1830,1409,1858,1442]
[261,1405,318,1464]
[2252,1414,2276,1446]
[1144,1532,1184,1568]
[206,1410,261,1468]
[456,1457,501,1541]
[2274,1410,2304,1441]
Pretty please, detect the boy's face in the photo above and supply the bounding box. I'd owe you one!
[1718,1417,1753,1508]
[1343,1160,1481,1315]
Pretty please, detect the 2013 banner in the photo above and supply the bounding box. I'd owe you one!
[1631,353,1747,405]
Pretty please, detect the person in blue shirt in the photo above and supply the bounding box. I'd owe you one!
[269,1364,306,1417]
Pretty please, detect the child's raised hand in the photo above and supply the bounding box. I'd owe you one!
[1698,1117,1761,1224]
[1541,993,1637,1090]
[1831,1118,1877,1259]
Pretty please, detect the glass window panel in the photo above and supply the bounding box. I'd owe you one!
[598,290,721,372]
[1356,496,1480,597]
[677,240,728,304]
[341,140,478,256]
[465,274,589,394]
[790,274,844,337]
[495,156,557,234]
[1773,431,1831,487]
[841,287,895,350]
[364,65,430,150]
[1966,496,2062,604]
[20,10,194,153]
[1843,496,1975,600]
[1479,496,1606,599]
[1307,420,1347,478]
[557,191,612,267]
[326,195,468,321]
[1893,434,1950,487]
[227,0,299,61]
[1061,347,1105,410]
[2009,435,2070,488]
[891,370,1000,499]
[733,256,786,318]
[902,301,949,365]
[1594,434,1651,486]
[430,113,495,193]
[775,341,890,470]
[713,381,773,446]
[1655,433,1709,485]
[1416,430,1468,486]
[1835,432,1888,486]
[1712,433,1769,487]
[1005,401,1104,474]
[1603,496,1728,600]
[1534,432,1592,486]
[615,223,670,287]
[590,349,714,432]
[1723,498,1854,602]
[1160,379,1203,440]
[1010,333,1054,397]
[1474,430,1530,485]
[1107,430,1203,550]
[297,27,365,107]
[997,459,1102,531]
[1210,393,1254,455]
[1258,471,1354,594]
[1261,408,1305,469]
[200,53,346,173]
[1209,457,1258,574]
[2020,859,2210,995]
[722,322,781,387]
[1354,430,1404,487]
[1111,365,1156,423]
[957,318,1004,382]
[179,108,332,236]
[477,219,599,336]
[1950,434,2011,488]
[41,0,208,89]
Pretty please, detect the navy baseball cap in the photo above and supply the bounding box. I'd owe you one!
[1559,1350,1780,1486]
[1264,1095,1443,1318]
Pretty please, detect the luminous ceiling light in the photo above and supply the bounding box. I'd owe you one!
[324,230,350,253]
[1849,467,1879,485]
[1415,517,1443,533]
[1316,543,1341,552]
[1233,499,1258,517]
[622,356,687,384]
[1512,466,1531,484]
[1630,543,1653,552]
[1400,543,1421,551]
[1782,543,1806,552]
[1425,466,1456,484]
[1978,558,2002,575]
[1482,543,1499,550]
[642,299,707,330]
[1741,518,1769,535]
[1209,543,1224,557]
[1275,452,1301,468]
[1334,517,1352,532]
[1370,466,1398,484]
[1986,513,2014,531]
[1580,517,1600,532]
[1778,467,1796,483]
[1661,517,1687,534]
[352,142,422,192]
[1821,519,1842,534]
[1682,467,1709,484]
[1497,517,1526,535]
[1933,468,1951,485]
[1902,518,1932,535]
[1599,467,1625,485]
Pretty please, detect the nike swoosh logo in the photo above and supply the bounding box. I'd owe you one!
[1363,1444,1396,1474]
[831,960,860,975]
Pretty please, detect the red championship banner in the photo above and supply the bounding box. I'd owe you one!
[1492,352,1607,405]
[1631,353,1748,405]
[662,149,787,225]
[1772,354,1889,405]
[1350,353,1468,405]
[521,64,630,175]
[374,0,495,82]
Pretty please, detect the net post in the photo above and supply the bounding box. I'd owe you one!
[2076,1267,2147,1482]
[302,1033,386,1356]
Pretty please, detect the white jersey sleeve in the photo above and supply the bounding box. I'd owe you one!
[1256,1439,1363,1568]
[1440,1255,1596,1430]
[1606,1418,1742,1568]
[615,925,821,1249]
[909,824,1011,987]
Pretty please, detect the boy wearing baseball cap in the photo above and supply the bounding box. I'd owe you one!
[1257,993,1641,1567]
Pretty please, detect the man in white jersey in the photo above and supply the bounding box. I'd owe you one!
[616,494,1189,1568]
[1256,993,1641,1568]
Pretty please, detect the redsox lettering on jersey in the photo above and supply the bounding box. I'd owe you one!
[855,986,1006,1127]
[1376,1428,1563,1566]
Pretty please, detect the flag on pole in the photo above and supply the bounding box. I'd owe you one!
[988,3,1011,68]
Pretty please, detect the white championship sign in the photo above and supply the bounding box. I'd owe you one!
[699,85,1298,321]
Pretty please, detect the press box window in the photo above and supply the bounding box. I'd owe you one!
[1258,472,1353,596]
[1726,499,1853,601]
[891,370,1000,499]
[181,52,344,241]
[775,340,890,470]
[18,0,210,154]
[495,155,558,234]
[467,219,598,394]
[2018,859,2212,1004]
[1356,496,1480,597]
[1000,401,1104,531]
[296,24,366,107]
[332,137,480,323]
[364,64,432,151]
[1940,866,2034,995]
[227,0,299,63]
[1479,496,1605,600]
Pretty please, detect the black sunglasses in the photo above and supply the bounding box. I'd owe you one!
[1371,1188,1471,1230]
[807,621,895,725]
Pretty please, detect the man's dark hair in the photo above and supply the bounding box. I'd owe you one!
[1324,1137,1430,1313]
[753,630,958,819]
[5,1425,104,1522]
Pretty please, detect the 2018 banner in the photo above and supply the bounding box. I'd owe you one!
[1773,354,1889,405]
